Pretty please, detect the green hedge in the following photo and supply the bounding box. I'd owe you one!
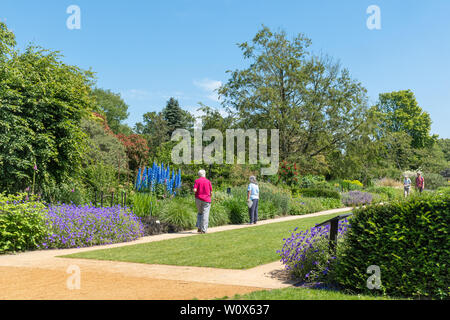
[335,194,450,299]
[0,194,50,254]
[296,188,341,200]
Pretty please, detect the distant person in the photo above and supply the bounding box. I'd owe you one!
[247,176,259,224]
[403,175,412,197]
[415,172,425,194]
[193,169,212,234]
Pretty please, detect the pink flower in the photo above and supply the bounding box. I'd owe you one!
[71,189,75,193]
[34,164,38,171]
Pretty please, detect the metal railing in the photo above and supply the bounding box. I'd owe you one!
[316,212,354,254]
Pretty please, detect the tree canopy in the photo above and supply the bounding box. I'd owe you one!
[0,23,97,193]
[218,26,369,172]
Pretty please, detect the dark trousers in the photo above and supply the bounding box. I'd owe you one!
[249,199,259,223]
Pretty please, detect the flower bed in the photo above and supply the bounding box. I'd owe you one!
[278,219,350,283]
[40,204,144,249]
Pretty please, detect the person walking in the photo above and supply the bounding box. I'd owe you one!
[247,176,259,225]
[193,169,212,234]
[403,175,412,197]
[415,172,425,194]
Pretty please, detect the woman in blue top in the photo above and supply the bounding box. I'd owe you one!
[247,176,259,224]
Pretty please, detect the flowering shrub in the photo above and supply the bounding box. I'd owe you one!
[278,161,300,186]
[341,191,373,207]
[40,204,144,249]
[278,219,350,283]
[342,180,364,191]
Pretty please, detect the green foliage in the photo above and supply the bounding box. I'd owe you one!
[0,193,50,254]
[366,186,403,201]
[422,172,447,190]
[209,202,230,227]
[375,90,438,149]
[92,88,130,135]
[288,197,342,215]
[129,192,156,217]
[295,188,341,200]
[157,197,197,230]
[40,178,88,205]
[81,117,127,168]
[335,194,450,299]
[162,97,194,136]
[223,196,249,224]
[0,25,97,194]
[219,26,369,173]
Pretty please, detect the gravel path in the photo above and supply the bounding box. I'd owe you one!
[0,207,351,300]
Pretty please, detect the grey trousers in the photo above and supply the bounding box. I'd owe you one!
[249,199,259,223]
[195,198,211,233]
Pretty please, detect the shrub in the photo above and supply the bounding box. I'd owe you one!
[334,193,450,299]
[366,186,403,201]
[158,197,197,230]
[375,178,403,188]
[42,204,144,249]
[278,219,350,283]
[259,183,291,216]
[436,186,450,195]
[209,202,230,227]
[223,197,249,224]
[288,197,342,216]
[342,180,364,191]
[422,172,447,190]
[0,193,50,254]
[341,191,373,207]
[296,188,341,200]
[129,192,155,217]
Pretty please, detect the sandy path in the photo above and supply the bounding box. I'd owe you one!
[0,208,351,300]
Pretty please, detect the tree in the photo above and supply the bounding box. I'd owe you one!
[218,26,369,171]
[0,23,97,193]
[375,90,437,149]
[80,114,127,168]
[93,88,131,135]
[197,104,234,132]
[162,97,194,136]
[116,133,150,173]
[437,138,450,162]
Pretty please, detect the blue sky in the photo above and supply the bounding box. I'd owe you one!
[1,0,449,137]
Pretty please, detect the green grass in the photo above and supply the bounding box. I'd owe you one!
[228,287,398,300]
[62,212,347,269]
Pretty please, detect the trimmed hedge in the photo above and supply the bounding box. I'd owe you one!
[335,194,450,299]
[296,188,341,200]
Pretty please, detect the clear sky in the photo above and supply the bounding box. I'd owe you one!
[1,0,449,137]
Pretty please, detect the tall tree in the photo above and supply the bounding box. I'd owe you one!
[375,90,437,149]
[93,88,131,135]
[162,97,194,136]
[218,26,369,171]
[0,23,97,193]
[135,111,170,158]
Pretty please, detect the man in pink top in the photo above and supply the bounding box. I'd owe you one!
[193,169,212,234]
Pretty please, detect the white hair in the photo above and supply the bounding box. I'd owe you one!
[249,176,257,184]
[198,169,206,178]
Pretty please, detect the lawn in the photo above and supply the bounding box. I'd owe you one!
[228,287,397,300]
[62,212,348,269]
